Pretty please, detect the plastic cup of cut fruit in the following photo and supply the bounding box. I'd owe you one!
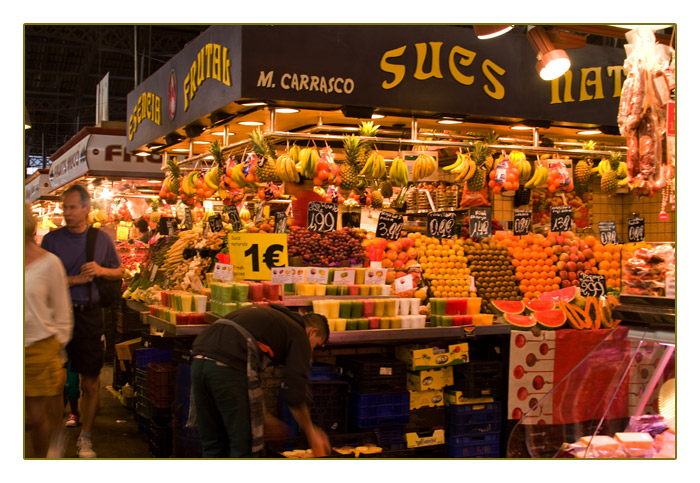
[390,317,401,329]
[315,284,327,296]
[412,316,426,328]
[327,300,340,319]
[351,300,363,318]
[357,318,369,330]
[466,297,482,315]
[339,300,353,319]
[379,317,390,330]
[362,300,374,317]
[457,298,468,315]
[327,319,337,332]
[334,319,347,331]
[398,298,410,316]
[348,284,359,296]
[359,285,370,296]
[370,285,383,296]
[346,318,358,331]
[380,285,392,296]
[472,314,494,326]
[368,317,380,330]
[373,299,385,317]
[410,298,421,315]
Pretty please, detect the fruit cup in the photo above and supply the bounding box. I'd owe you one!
[462,315,473,326]
[160,291,168,306]
[326,285,338,296]
[264,282,282,302]
[412,315,426,328]
[181,293,194,312]
[314,284,327,296]
[357,318,369,331]
[380,285,392,296]
[355,269,366,284]
[466,297,482,315]
[327,319,337,332]
[351,300,363,318]
[445,298,458,315]
[430,315,438,327]
[400,316,412,328]
[385,299,398,317]
[232,283,249,302]
[362,300,375,317]
[368,317,380,330]
[195,295,208,313]
[338,285,349,296]
[410,298,421,315]
[370,285,383,296]
[373,299,385,317]
[472,314,494,326]
[359,285,371,296]
[334,319,347,332]
[339,300,353,319]
[348,284,359,296]
[346,318,358,331]
[379,317,390,330]
[248,283,264,302]
[434,298,447,315]
[390,317,401,329]
[327,300,340,319]
[312,299,328,317]
[441,315,453,327]
[398,298,410,316]
[456,298,468,315]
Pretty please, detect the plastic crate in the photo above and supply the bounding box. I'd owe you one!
[373,425,405,450]
[446,402,502,437]
[279,380,350,435]
[337,355,407,393]
[446,433,500,458]
[452,361,503,398]
[135,347,173,370]
[349,391,410,428]
[406,406,445,434]
[310,362,339,381]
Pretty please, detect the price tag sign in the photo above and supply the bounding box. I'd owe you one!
[394,274,413,294]
[116,225,129,241]
[255,202,266,223]
[208,214,224,233]
[307,201,338,233]
[513,209,532,237]
[274,211,287,234]
[628,217,645,242]
[598,221,618,245]
[550,205,572,233]
[427,212,456,239]
[376,211,404,241]
[167,219,175,237]
[270,267,293,284]
[665,275,675,298]
[306,267,330,285]
[149,264,159,282]
[225,205,243,231]
[212,262,235,282]
[184,207,194,230]
[578,273,606,297]
[227,233,288,281]
[291,267,307,284]
[364,269,387,285]
[333,269,356,286]
[469,208,491,239]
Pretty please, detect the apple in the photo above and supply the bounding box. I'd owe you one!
[562,279,571,287]
[568,271,578,281]
[393,260,405,270]
[400,238,415,250]
[576,262,584,271]
[552,245,563,255]
[559,270,569,280]
[571,279,579,286]
[559,253,570,262]
[566,261,577,272]
[556,261,567,271]
[397,251,409,262]
[385,249,398,261]
[583,261,592,271]
[387,241,402,252]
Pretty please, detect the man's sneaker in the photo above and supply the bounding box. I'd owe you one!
[76,437,96,458]
[65,414,80,428]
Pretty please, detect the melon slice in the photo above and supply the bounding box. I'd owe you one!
[539,286,578,304]
[532,309,567,329]
[503,313,537,329]
[489,300,525,316]
[524,299,556,312]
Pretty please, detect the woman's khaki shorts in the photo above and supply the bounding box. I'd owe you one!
[25,337,66,397]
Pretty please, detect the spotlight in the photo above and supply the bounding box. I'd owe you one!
[473,25,514,40]
[526,26,571,80]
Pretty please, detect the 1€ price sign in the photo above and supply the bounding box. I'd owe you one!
[227,233,288,281]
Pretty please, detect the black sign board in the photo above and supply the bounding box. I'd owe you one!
[468,208,491,239]
[628,217,645,242]
[208,213,224,233]
[578,273,607,297]
[183,207,193,230]
[550,205,572,233]
[428,212,457,239]
[166,219,175,237]
[376,211,404,241]
[274,211,287,233]
[513,209,532,237]
[307,201,338,233]
[598,221,617,245]
[225,205,244,231]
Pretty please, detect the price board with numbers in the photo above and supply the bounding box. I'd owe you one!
[628,217,645,242]
[578,273,606,297]
[469,208,491,239]
[376,211,404,241]
[513,209,531,236]
[227,233,288,281]
[598,221,617,245]
[167,219,175,237]
[550,205,572,233]
[427,212,456,239]
[225,205,243,231]
[183,207,193,230]
[208,213,224,233]
[307,201,338,233]
[274,211,287,233]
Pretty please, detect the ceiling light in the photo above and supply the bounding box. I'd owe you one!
[473,25,514,40]
[240,101,267,107]
[437,119,463,125]
[511,125,532,131]
[275,108,299,114]
[238,121,264,126]
[527,26,571,80]
[371,114,385,119]
[147,179,163,184]
[193,140,210,144]
[135,151,151,156]
[172,148,190,152]
[204,155,214,160]
[577,129,602,135]
[212,131,226,136]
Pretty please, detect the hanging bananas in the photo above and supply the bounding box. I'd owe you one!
[298,147,320,179]
[411,153,437,181]
[453,153,477,182]
[389,156,409,186]
[275,153,300,183]
[509,150,532,184]
[360,151,386,179]
[523,163,549,189]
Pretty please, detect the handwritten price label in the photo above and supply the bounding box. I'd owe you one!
[208,214,224,233]
[428,212,456,239]
[225,205,243,231]
[376,211,403,241]
[307,202,338,233]
[274,211,287,233]
[469,208,491,239]
[550,205,572,233]
[184,207,194,230]
[598,221,617,245]
[578,273,606,297]
[628,217,645,242]
[513,209,531,236]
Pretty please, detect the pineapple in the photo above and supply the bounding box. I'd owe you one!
[574,140,595,194]
[248,128,279,182]
[467,142,491,191]
[340,134,362,191]
[357,121,380,174]
[601,154,620,197]
[370,190,384,209]
[379,180,394,198]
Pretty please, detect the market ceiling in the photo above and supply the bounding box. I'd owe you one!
[24,24,675,171]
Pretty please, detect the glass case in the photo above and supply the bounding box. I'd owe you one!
[621,242,675,298]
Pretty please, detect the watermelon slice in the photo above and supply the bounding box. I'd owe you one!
[490,300,525,316]
[524,299,556,312]
[539,286,578,304]
[532,309,567,329]
[503,313,537,329]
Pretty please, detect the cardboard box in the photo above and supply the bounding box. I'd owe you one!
[405,429,445,448]
[409,389,444,410]
[444,390,495,406]
[396,343,469,371]
[115,337,142,361]
[407,366,454,391]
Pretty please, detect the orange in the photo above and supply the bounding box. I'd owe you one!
[583,235,597,247]
[598,260,610,271]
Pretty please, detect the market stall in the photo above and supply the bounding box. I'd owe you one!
[111,25,675,459]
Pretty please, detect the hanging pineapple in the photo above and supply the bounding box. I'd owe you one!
[601,152,622,197]
[356,121,380,176]
[466,142,492,192]
[159,158,181,203]
[340,134,362,191]
[248,127,280,182]
[574,140,595,195]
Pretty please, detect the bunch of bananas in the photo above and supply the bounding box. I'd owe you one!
[411,152,437,181]
[297,146,320,179]
[443,152,477,182]
[226,163,255,189]
[360,151,387,178]
[180,171,200,197]
[593,156,629,186]
[275,153,301,183]
[388,156,409,186]
[523,163,549,189]
[509,151,532,184]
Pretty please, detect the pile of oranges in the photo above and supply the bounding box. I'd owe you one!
[409,233,476,298]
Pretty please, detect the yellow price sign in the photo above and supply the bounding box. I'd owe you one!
[227,232,288,281]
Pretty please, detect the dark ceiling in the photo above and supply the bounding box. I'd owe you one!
[24,24,208,168]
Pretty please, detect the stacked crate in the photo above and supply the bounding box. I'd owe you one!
[172,363,202,458]
[444,400,502,458]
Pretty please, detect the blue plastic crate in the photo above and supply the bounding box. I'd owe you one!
[135,347,173,370]
[447,420,502,437]
[447,433,500,458]
[349,391,410,428]
[350,391,410,407]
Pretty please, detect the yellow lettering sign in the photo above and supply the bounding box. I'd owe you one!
[128,91,162,141]
[550,71,575,105]
[606,65,625,98]
[183,42,233,112]
[482,59,505,100]
[380,46,407,90]
[414,42,444,80]
[579,67,604,101]
[448,46,476,86]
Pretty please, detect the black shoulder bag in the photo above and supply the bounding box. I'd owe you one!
[86,227,122,307]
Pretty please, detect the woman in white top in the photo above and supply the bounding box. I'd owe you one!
[24,203,73,457]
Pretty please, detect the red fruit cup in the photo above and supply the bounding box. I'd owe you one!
[368,317,380,330]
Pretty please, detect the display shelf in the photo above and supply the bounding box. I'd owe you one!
[613,295,675,327]
[146,315,212,336]
[327,323,510,346]
[282,295,393,307]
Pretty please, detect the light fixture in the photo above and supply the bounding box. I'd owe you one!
[577,129,602,135]
[135,151,151,156]
[240,101,267,107]
[473,25,514,40]
[211,131,227,136]
[172,148,190,152]
[511,125,532,131]
[147,179,163,184]
[275,108,299,114]
[193,140,210,144]
[437,119,463,125]
[526,26,571,80]
[371,114,385,119]
[238,121,264,126]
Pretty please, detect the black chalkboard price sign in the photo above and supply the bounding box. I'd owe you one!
[469,208,491,239]
[167,219,175,237]
[376,211,404,241]
[513,209,532,237]
[628,217,645,242]
[274,211,287,234]
[427,212,456,239]
[578,273,607,297]
[225,205,244,231]
[307,201,338,233]
[550,205,572,233]
[598,221,617,245]
[208,213,224,233]
[183,207,193,230]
